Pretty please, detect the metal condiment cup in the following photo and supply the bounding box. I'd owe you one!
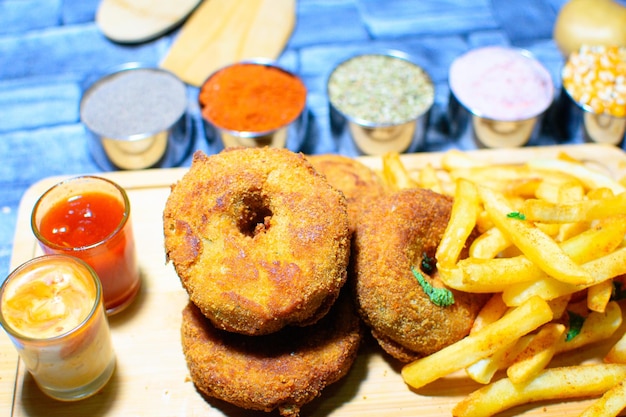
[448,92,545,149]
[80,63,193,170]
[327,50,434,156]
[560,88,626,146]
[559,45,626,146]
[448,46,555,149]
[198,59,308,151]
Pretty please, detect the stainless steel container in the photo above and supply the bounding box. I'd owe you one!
[448,46,555,148]
[327,50,434,155]
[198,59,308,152]
[560,88,626,146]
[80,63,193,170]
[559,45,626,146]
[448,92,545,149]
[202,110,308,151]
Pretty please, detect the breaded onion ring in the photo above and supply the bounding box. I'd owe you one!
[163,148,351,335]
[180,291,363,417]
[352,188,488,362]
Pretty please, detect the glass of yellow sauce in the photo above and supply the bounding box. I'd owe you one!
[0,255,116,401]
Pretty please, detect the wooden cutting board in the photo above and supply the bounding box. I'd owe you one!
[2,144,626,416]
[159,0,296,86]
[96,0,202,43]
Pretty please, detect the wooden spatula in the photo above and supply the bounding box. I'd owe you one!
[160,0,296,86]
[96,0,202,44]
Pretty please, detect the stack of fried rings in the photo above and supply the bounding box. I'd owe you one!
[163,148,363,416]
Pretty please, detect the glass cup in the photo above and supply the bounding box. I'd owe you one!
[31,175,140,315]
[0,255,116,401]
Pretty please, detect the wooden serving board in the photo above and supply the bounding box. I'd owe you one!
[3,144,626,417]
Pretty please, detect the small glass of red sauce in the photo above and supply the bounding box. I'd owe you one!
[31,176,140,315]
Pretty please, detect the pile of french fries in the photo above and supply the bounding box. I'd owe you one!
[381,150,626,417]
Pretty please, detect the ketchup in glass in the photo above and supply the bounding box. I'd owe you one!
[40,191,124,247]
[32,176,140,315]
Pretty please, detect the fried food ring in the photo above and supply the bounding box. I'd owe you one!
[307,153,386,232]
[163,148,351,335]
[181,291,363,417]
[352,188,488,362]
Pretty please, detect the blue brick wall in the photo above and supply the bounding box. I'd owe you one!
[0,0,618,278]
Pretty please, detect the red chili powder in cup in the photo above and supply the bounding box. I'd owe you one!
[199,63,307,133]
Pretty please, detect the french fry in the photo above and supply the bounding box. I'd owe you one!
[478,186,592,286]
[506,323,566,384]
[534,178,585,203]
[587,187,615,200]
[588,279,614,313]
[381,152,417,190]
[436,178,479,267]
[505,177,543,198]
[605,328,626,364]
[401,296,552,390]
[527,158,626,194]
[470,293,508,334]
[503,222,626,305]
[578,379,626,417]
[555,302,622,354]
[502,276,576,306]
[452,364,626,417]
[449,165,569,192]
[469,226,511,259]
[556,220,591,242]
[547,294,572,320]
[521,192,626,223]
[441,149,486,170]
[465,337,529,384]
[560,216,626,264]
[581,247,626,289]
[418,163,443,193]
[534,221,561,237]
[440,256,546,293]
[475,210,495,233]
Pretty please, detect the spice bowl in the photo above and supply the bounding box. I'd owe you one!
[198,59,308,151]
[327,50,435,155]
[447,46,555,148]
[80,63,193,170]
[559,45,626,145]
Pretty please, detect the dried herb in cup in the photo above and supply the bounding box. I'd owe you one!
[328,54,434,125]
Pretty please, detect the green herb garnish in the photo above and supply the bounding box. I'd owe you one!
[411,266,455,307]
[507,211,526,220]
[565,311,585,342]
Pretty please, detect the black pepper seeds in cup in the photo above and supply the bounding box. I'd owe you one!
[327,52,435,155]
